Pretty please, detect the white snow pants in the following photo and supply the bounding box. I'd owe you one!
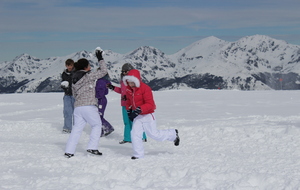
[131,113,176,158]
[65,105,102,154]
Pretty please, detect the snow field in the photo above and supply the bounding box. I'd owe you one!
[0,90,300,189]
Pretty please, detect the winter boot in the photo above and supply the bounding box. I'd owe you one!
[64,153,74,158]
[87,149,102,156]
[174,129,180,146]
[119,140,131,144]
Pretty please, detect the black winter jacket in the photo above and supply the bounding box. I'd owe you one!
[61,69,74,95]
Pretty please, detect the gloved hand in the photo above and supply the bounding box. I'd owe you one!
[128,107,141,121]
[95,49,103,61]
[61,81,69,88]
[121,95,127,101]
[106,83,115,90]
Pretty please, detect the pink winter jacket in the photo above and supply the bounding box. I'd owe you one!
[123,69,156,114]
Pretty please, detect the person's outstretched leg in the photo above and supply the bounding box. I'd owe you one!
[143,114,176,142]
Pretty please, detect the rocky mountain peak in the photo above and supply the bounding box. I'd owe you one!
[1,35,300,93]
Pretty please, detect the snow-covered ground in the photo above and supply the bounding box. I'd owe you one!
[1,89,300,190]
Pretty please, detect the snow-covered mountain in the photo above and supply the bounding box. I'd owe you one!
[1,35,300,93]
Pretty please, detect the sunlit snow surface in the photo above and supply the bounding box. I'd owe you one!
[0,89,300,189]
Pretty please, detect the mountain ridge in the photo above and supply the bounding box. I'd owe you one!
[1,35,300,93]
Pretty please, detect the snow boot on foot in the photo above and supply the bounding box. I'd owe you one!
[87,149,102,156]
[62,129,71,134]
[64,153,74,158]
[104,129,114,136]
[119,140,131,144]
[174,129,180,146]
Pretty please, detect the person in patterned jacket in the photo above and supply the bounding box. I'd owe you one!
[123,69,180,159]
[64,49,107,158]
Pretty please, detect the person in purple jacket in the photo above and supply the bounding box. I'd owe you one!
[95,75,114,137]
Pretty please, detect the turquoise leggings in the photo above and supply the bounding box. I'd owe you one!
[122,106,146,141]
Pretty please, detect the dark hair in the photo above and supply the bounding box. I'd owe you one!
[121,63,134,79]
[122,63,134,72]
[74,58,89,71]
[65,59,74,66]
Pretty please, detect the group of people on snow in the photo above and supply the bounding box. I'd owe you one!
[60,48,180,159]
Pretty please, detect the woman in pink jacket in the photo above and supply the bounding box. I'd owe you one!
[107,63,147,144]
[123,69,180,159]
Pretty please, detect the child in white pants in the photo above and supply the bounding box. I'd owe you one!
[123,69,180,159]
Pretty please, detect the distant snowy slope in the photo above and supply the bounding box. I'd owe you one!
[221,35,300,73]
[0,35,300,93]
[171,36,244,83]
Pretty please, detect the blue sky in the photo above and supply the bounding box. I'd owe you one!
[0,0,300,62]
